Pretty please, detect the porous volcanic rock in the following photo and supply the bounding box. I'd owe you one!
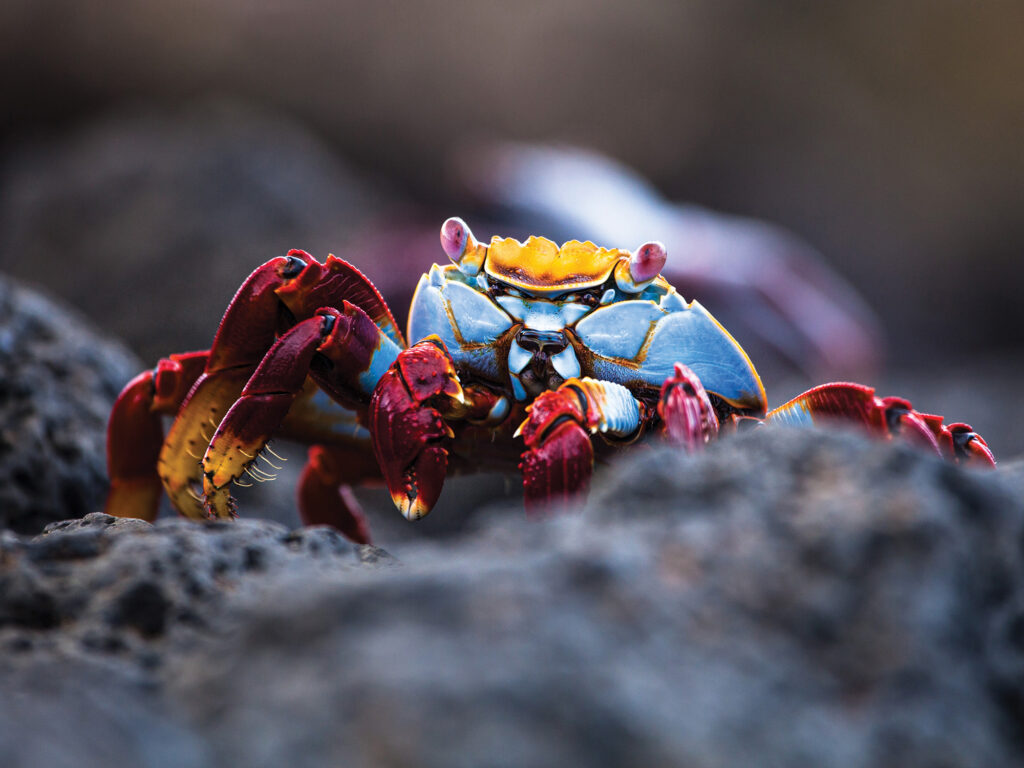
[165,428,1024,768]
[0,512,392,768]
[0,513,391,666]
[0,276,140,533]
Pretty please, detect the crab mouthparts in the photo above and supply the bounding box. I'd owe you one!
[508,333,582,399]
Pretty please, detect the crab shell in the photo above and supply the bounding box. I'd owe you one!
[409,218,766,414]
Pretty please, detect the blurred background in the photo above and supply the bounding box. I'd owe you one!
[1,0,1021,462]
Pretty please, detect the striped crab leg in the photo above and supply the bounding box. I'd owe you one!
[767,383,995,467]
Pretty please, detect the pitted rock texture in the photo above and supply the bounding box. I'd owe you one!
[0,513,392,668]
[164,428,1024,768]
[0,276,140,533]
[0,513,392,768]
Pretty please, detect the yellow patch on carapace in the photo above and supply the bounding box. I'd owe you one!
[485,236,627,293]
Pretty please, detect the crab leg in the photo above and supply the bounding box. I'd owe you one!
[298,444,381,544]
[767,383,995,467]
[202,303,402,518]
[105,351,209,521]
[657,363,721,450]
[518,378,646,513]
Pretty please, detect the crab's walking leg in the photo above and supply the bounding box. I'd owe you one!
[768,383,995,467]
[298,445,381,544]
[202,303,402,518]
[158,255,312,518]
[657,363,720,450]
[518,378,646,513]
[105,351,209,521]
[369,338,503,521]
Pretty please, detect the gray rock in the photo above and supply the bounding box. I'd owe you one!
[0,276,140,533]
[0,656,207,768]
[0,512,393,768]
[0,100,383,364]
[165,428,1024,767]
[0,512,392,671]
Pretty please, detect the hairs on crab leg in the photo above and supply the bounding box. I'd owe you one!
[201,301,402,518]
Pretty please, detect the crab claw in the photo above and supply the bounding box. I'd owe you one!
[369,339,462,520]
[658,363,720,450]
[518,388,595,514]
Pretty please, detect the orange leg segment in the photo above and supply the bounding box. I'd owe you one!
[105,351,209,521]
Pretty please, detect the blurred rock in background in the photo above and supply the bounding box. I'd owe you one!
[0,276,139,533]
[2,0,1022,364]
[0,101,385,363]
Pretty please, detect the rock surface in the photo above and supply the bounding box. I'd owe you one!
[1,429,1022,767]
[0,276,139,533]
[0,512,391,768]
[163,428,1024,767]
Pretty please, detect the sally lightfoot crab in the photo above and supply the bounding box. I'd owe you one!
[105,218,995,542]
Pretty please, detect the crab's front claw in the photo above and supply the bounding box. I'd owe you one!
[518,388,595,514]
[658,363,720,450]
[369,340,463,520]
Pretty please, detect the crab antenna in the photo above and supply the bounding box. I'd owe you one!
[615,240,667,293]
[440,216,487,276]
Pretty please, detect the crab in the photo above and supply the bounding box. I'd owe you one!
[105,217,995,543]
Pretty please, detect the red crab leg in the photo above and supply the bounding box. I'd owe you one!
[518,378,646,514]
[105,351,209,521]
[158,250,404,519]
[202,303,402,518]
[369,338,501,521]
[657,363,720,450]
[158,254,311,518]
[298,444,381,544]
[767,383,995,467]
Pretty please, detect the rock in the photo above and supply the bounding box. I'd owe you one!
[0,512,393,768]
[0,512,392,671]
[0,100,383,364]
[4,2,1023,359]
[0,276,140,534]
[0,657,207,768]
[164,428,1024,767]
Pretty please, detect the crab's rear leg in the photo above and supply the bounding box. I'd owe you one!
[201,302,402,518]
[767,383,995,467]
[105,351,209,521]
[518,378,649,513]
[298,444,381,544]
